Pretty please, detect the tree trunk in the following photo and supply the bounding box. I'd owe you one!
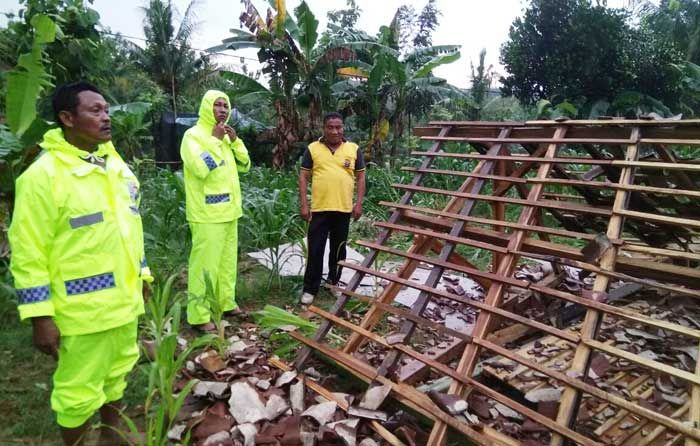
[170,72,177,116]
[389,116,400,166]
[271,100,300,169]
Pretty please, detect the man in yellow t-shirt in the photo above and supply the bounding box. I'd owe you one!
[299,112,366,305]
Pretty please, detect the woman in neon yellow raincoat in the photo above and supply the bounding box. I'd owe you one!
[181,90,250,329]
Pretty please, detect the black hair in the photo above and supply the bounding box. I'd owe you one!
[52,81,103,128]
[323,111,343,124]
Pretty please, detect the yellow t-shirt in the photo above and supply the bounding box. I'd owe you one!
[301,139,365,213]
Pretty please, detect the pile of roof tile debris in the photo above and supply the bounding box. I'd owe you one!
[166,322,408,446]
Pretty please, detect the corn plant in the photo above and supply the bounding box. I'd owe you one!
[254,305,344,358]
[240,188,306,288]
[114,274,215,445]
[137,163,190,277]
[187,271,226,355]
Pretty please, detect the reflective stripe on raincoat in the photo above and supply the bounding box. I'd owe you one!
[180,90,251,223]
[8,128,151,336]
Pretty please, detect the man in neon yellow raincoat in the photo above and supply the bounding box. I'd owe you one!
[181,90,250,330]
[8,81,152,445]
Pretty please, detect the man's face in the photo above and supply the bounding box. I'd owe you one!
[59,91,111,144]
[213,98,230,123]
[323,117,344,146]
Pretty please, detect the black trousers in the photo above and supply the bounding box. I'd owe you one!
[303,211,351,295]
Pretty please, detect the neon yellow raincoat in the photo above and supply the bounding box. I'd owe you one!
[181,90,250,324]
[9,128,151,336]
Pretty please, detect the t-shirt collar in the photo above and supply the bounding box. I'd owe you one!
[319,136,347,152]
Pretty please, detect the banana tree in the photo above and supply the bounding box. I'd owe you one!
[331,15,466,162]
[211,0,369,168]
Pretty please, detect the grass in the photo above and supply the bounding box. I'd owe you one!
[0,315,58,443]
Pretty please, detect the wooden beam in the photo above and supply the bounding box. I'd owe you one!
[401,167,528,184]
[400,211,700,287]
[471,338,700,442]
[371,129,510,384]
[308,305,392,348]
[392,343,603,446]
[585,339,700,386]
[529,177,700,200]
[412,151,614,165]
[420,136,634,145]
[341,150,506,354]
[615,209,700,230]
[392,183,613,216]
[428,120,527,127]
[620,244,700,262]
[525,118,700,126]
[336,262,580,345]
[411,151,700,172]
[381,200,621,243]
[639,402,690,446]
[356,240,525,288]
[509,249,700,297]
[642,138,700,145]
[688,341,700,446]
[375,221,510,254]
[289,331,499,446]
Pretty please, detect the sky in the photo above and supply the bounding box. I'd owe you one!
[0,0,634,88]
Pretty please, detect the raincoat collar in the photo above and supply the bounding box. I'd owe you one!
[196,90,231,132]
[40,128,117,161]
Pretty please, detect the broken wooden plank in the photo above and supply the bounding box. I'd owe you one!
[288,331,499,446]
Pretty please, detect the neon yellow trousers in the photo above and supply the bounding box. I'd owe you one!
[187,220,239,324]
[52,319,139,428]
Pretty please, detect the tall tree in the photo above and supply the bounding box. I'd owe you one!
[140,0,203,113]
[500,0,683,110]
[394,1,440,56]
[395,5,417,55]
[413,0,440,48]
[327,0,361,30]
[469,49,494,120]
[644,0,700,64]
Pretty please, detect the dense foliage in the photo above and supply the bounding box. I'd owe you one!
[500,0,685,117]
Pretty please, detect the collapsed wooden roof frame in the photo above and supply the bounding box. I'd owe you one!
[287,119,700,446]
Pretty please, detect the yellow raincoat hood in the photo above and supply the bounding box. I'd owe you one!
[196,90,231,132]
